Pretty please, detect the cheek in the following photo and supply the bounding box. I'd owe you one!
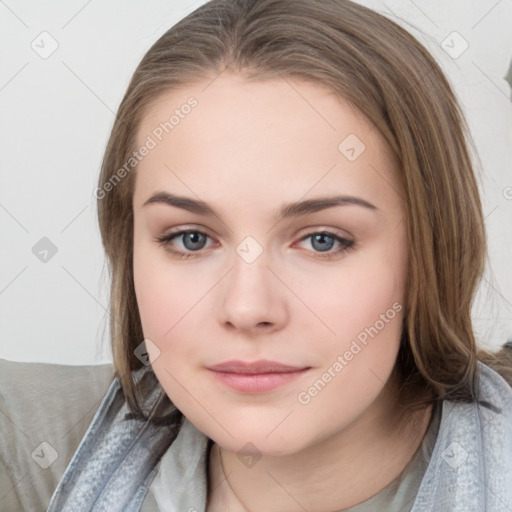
[133,252,202,404]
[294,282,404,434]
[292,245,406,402]
[294,247,406,345]
[132,239,214,387]
[133,236,185,342]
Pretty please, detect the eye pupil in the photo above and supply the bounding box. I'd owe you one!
[183,232,207,250]
[312,234,334,252]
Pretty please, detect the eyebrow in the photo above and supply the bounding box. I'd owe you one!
[142,191,378,220]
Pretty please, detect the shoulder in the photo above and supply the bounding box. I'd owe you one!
[0,358,115,512]
[441,361,512,454]
[476,360,512,420]
[415,361,512,510]
[473,361,512,466]
[0,356,114,386]
[0,358,115,428]
[45,364,183,511]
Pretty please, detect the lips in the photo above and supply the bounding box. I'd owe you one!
[207,360,312,393]
[207,359,309,374]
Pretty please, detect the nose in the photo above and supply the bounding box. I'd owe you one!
[216,254,289,335]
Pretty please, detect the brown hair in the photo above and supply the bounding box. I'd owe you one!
[96,0,512,425]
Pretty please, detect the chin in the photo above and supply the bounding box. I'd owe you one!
[219,435,303,458]
[192,413,310,458]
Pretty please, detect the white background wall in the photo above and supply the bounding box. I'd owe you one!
[0,0,511,364]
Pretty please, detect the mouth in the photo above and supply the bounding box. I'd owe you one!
[206,360,312,393]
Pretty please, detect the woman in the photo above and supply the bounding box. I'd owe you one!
[2,0,512,510]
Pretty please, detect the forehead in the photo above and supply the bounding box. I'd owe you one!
[132,73,401,212]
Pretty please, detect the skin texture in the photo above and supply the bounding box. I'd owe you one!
[132,73,432,511]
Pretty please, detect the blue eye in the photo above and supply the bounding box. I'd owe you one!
[179,231,208,251]
[297,232,355,260]
[310,233,337,252]
[154,229,355,260]
[155,230,212,259]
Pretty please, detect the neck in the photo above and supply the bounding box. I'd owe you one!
[206,380,433,512]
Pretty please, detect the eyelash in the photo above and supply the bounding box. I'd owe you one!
[154,228,355,261]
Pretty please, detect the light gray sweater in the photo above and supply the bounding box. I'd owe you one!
[1,357,511,511]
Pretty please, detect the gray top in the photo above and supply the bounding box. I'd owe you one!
[0,358,115,511]
[140,402,442,512]
[1,357,511,511]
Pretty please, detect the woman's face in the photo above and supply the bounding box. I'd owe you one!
[132,72,408,456]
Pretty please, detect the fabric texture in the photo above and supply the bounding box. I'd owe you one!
[0,358,115,512]
[1,356,511,511]
[140,400,442,512]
